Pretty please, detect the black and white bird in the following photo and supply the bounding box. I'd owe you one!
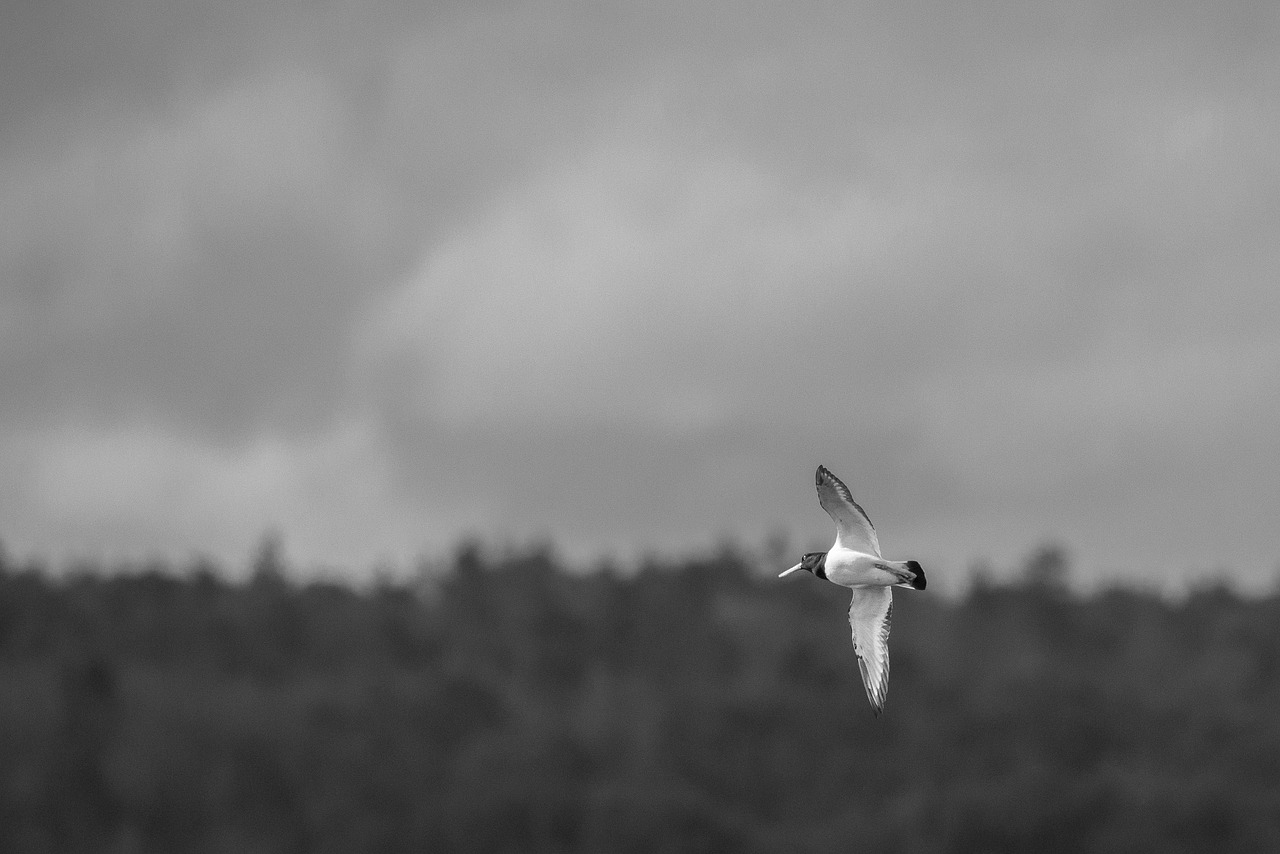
[780,465,926,715]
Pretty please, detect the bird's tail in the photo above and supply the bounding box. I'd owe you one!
[904,560,926,590]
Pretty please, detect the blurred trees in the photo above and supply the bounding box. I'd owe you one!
[0,542,1277,853]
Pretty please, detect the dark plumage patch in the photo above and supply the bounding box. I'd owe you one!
[906,560,927,590]
[801,551,828,580]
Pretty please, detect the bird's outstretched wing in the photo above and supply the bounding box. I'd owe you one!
[849,586,893,715]
[816,465,881,556]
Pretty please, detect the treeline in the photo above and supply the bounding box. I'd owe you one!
[1,543,1278,853]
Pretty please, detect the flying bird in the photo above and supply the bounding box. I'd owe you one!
[780,465,926,715]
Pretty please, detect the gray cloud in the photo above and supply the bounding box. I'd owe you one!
[1,0,1278,586]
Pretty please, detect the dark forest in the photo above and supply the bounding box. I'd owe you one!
[1,542,1278,853]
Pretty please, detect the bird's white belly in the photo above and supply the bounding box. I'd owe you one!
[824,549,898,587]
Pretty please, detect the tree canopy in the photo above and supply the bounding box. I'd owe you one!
[1,543,1277,852]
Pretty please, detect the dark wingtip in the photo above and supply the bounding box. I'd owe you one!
[815,465,827,485]
[907,560,927,591]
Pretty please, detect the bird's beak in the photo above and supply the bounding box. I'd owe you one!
[778,563,804,577]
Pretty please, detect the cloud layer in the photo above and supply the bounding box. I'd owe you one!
[2,0,1279,586]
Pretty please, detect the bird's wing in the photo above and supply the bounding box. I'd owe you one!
[816,465,881,556]
[849,586,893,715]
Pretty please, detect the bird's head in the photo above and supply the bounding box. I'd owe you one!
[779,551,827,579]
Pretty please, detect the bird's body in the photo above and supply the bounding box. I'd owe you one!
[822,546,918,588]
[780,465,926,715]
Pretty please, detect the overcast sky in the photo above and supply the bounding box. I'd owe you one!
[2,0,1278,588]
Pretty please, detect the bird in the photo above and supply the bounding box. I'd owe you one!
[779,465,926,715]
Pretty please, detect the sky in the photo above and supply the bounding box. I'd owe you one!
[2,0,1278,589]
